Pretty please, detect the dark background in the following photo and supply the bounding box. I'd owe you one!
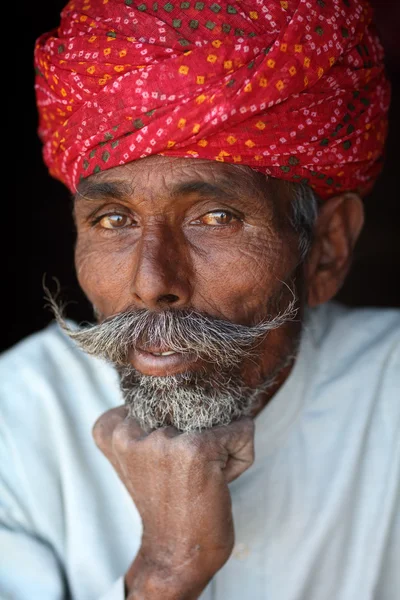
[6,0,400,354]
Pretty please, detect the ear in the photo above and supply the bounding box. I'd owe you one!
[305,192,364,307]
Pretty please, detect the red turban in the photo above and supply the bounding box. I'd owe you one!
[35,0,390,199]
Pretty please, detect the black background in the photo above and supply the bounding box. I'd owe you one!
[6,1,400,354]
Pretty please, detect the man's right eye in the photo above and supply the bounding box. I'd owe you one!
[94,213,136,230]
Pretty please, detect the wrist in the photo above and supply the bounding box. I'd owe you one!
[125,548,211,600]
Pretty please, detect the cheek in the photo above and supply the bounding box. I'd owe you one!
[189,227,293,323]
[242,318,302,388]
[75,235,136,315]
[75,225,297,323]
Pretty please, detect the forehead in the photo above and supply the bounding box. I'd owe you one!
[76,155,291,214]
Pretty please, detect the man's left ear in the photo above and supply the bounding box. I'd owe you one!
[305,192,364,307]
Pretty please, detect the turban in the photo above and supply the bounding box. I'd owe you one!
[34,0,390,199]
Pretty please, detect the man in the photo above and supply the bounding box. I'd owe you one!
[1,0,398,599]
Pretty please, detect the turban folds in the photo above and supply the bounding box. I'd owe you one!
[35,0,390,199]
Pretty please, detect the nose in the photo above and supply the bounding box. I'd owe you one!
[130,224,192,310]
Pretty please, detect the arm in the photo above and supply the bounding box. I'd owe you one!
[92,407,255,600]
[123,551,208,600]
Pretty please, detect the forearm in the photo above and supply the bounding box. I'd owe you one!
[124,551,210,600]
[93,410,253,599]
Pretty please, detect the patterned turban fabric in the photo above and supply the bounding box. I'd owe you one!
[35,0,390,199]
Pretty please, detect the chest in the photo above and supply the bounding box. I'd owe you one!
[199,437,395,600]
[58,427,395,600]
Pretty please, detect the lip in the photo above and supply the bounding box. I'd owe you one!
[138,345,178,355]
[129,347,199,376]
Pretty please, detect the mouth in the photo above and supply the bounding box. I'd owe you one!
[128,345,199,376]
[146,350,177,357]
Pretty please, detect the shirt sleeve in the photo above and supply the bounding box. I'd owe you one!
[0,523,126,600]
[0,524,66,599]
[0,422,126,600]
[0,409,66,599]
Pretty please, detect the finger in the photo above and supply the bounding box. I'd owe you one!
[205,418,255,483]
[149,425,181,440]
[207,417,255,455]
[92,405,128,458]
[224,418,255,483]
[112,412,150,455]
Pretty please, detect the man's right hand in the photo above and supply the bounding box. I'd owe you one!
[92,406,255,599]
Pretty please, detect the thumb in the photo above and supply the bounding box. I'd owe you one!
[92,405,128,465]
[209,418,255,483]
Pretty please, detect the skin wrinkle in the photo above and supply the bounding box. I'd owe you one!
[71,162,300,428]
[30,0,385,586]
[75,162,296,312]
[76,166,278,318]
[75,161,276,218]
[68,155,365,430]
[237,236,282,274]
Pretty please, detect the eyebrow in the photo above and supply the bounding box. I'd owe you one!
[171,180,242,200]
[75,178,241,204]
[74,180,133,203]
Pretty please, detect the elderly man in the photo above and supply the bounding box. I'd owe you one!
[1,0,399,599]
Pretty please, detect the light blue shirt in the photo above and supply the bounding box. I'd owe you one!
[0,303,399,599]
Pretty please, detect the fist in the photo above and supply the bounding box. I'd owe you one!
[93,407,255,587]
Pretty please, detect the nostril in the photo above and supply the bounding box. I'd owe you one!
[158,294,180,305]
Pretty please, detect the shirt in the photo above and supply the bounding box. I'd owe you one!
[0,302,399,600]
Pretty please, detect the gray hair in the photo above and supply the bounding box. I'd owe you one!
[289,183,319,260]
[46,288,299,432]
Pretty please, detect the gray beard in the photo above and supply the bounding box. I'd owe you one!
[45,283,300,432]
[118,362,288,433]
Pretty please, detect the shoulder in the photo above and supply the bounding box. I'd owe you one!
[308,301,400,367]
[1,320,106,382]
[0,322,121,440]
[0,324,123,550]
[309,301,400,350]
[306,301,399,420]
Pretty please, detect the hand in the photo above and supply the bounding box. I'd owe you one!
[93,406,255,598]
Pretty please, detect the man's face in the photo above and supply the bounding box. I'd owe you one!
[72,156,305,429]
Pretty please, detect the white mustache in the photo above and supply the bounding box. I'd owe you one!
[46,292,298,369]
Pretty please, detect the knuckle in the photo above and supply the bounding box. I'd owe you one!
[150,427,171,441]
[236,415,254,430]
[112,422,134,455]
[176,434,206,461]
[242,417,255,437]
[247,445,255,466]
[146,429,168,453]
[92,418,110,451]
[230,417,255,442]
[92,406,127,450]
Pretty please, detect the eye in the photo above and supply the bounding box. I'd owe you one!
[96,213,135,229]
[199,210,240,226]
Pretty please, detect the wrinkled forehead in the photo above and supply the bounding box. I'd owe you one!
[75,155,293,217]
